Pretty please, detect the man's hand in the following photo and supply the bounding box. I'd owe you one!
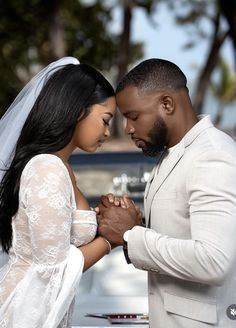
[105,193,143,220]
[96,195,142,246]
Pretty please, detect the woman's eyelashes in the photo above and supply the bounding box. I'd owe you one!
[103,119,110,126]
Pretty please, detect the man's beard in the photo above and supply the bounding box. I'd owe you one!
[142,116,168,157]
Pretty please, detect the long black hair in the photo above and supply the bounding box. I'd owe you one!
[0,63,114,253]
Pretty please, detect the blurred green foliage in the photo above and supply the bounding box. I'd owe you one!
[0,0,143,116]
[211,58,236,104]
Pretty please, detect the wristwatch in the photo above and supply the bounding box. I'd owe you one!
[123,230,131,264]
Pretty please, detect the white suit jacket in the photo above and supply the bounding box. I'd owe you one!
[128,115,236,327]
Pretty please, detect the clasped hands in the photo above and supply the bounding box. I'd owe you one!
[95,193,142,247]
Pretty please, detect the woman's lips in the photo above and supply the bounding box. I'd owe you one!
[97,140,105,147]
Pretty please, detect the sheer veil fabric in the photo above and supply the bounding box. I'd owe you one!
[0,56,79,183]
[0,58,95,327]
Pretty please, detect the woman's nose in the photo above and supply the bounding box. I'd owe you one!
[105,126,111,137]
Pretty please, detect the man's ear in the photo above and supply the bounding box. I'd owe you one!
[161,95,175,115]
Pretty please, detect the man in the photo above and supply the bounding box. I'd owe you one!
[97,58,236,328]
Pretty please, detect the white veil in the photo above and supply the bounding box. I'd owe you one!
[0,56,80,183]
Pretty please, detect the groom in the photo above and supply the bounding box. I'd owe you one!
[96,58,236,328]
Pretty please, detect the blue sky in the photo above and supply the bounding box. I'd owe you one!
[81,0,234,87]
[81,0,235,129]
[113,2,234,87]
[111,2,236,129]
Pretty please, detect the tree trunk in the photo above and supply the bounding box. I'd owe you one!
[214,101,224,127]
[193,12,229,115]
[113,0,134,138]
[219,0,236,67]
[48,0,66,61]
[117,0,133,83]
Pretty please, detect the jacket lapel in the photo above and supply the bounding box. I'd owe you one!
[144,152,166,222]
[146,142,185,227]
[144,165,156,222]
[144,115,214,227]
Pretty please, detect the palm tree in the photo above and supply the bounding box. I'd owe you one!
[210,57,236,126]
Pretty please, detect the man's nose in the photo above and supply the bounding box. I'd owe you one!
[124,122,134,135]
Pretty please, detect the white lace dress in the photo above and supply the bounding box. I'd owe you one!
[0,154,97,328]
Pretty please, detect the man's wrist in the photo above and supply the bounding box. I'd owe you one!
[123,230,131,264]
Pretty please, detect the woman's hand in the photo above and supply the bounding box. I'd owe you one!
[95,194,143,246]
[103,193,143,221]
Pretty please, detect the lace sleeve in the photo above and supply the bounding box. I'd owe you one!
[21,155,74,264]
[1,155,84,328]
[71,209,97,247]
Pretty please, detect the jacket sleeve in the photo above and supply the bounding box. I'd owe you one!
[128,151,236,286]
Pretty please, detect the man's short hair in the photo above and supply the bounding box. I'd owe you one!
[116,58,188,94]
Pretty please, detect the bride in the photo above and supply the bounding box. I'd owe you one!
[0,57,116,327]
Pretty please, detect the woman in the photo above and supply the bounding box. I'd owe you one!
[0,57,116,327]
